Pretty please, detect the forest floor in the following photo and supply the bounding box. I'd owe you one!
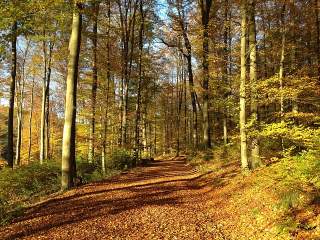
[0,156,318,240]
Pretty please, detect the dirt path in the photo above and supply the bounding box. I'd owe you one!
[0,157,231,240]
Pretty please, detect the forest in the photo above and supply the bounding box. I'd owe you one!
[0,0,319,239]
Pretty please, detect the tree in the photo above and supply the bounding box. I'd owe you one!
[7,21,18,168]
[88,1,99,163]
[61,1,82,190]
[248,0,261,168]
[239,0,249,171]
[198,0,213,149]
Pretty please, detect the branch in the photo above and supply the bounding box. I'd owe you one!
[159,37,187,58]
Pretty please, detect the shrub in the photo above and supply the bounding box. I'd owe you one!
[106,148,134,170]
[0,161,60,225]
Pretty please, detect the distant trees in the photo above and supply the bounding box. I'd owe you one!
[0,0,319,187]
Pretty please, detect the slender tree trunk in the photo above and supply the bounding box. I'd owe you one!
[28,75,35,163]
[176,57,183,156]
[315,0,320,82]
[279,4,286,151]
[240,0,249,171]
[7,22,17,168]
[279,4,286,120]
[61,2,82,190]
[199,0,212,149]
[134,1,144,162]
[102,0,111,174]
[223,0,229,146]
[40,34,47,164]
[15,41,30,166]
[45,42,53,160]
[176,1,198,149]
[89,2,99,163]
[249,0,261,169]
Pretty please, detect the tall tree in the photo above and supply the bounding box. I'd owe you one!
[198,0,213,149]
[61,1,82,190]
[239,0,249,171]
[88,1,99,162]
[15,39,30,165]
[7,21,18,168]
[248,0,261,168]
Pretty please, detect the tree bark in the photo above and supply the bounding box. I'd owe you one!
[61,1,82,190]
[199,0,213,149]
[15,40,30,166]
[240,0,249,171]
[28,74,35,163]
[249,0,261,169]
[102,0,111,174]
[279,4,286,120]
[89,2,99,163]
[40,34,47,164]
[315,0,320,82]
[134,1,144,161]
[7,21,17,168]
[45,42,53,160]
[223,0,230,146]
[176,1,198,149]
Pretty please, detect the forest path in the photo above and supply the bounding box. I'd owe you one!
[0,156,234,240]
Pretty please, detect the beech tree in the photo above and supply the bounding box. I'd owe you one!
[61,1,82,190]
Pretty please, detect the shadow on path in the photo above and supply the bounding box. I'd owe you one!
[0,156,239,240]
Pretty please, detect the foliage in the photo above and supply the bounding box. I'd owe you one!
[106,148,135,170]
[259,122,320,151]
[0,161,60,225]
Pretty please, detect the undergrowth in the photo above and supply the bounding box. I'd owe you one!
[188,143,320,239]
[0,150,137,226]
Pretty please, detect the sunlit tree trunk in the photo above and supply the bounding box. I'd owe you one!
[249,0,261,169]
[223,0,230,146]
[7,21,17,168]
[15,40,30,166]
[279,4,286,121]
[240,0,249,171]
[61,1,82,190]
[28,74,35,163]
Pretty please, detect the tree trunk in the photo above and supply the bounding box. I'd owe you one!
[315,0,320,82]
[279,4,286,120]
[7,21,17,168]
[102,0,111,174]
[240,0,249,171]
[89,2,99,163]
[28,75,35,163]
[199,0,213,149]
[176,1,198,149]
[223,0,230,146]
[40,35,47,164]
[134,1,144,161]
[45,42,53,160]
[249,0,261,169]
[15,40,30,166]
[61,1,82,190]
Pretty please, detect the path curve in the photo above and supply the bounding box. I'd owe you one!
[0,157,227,240]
